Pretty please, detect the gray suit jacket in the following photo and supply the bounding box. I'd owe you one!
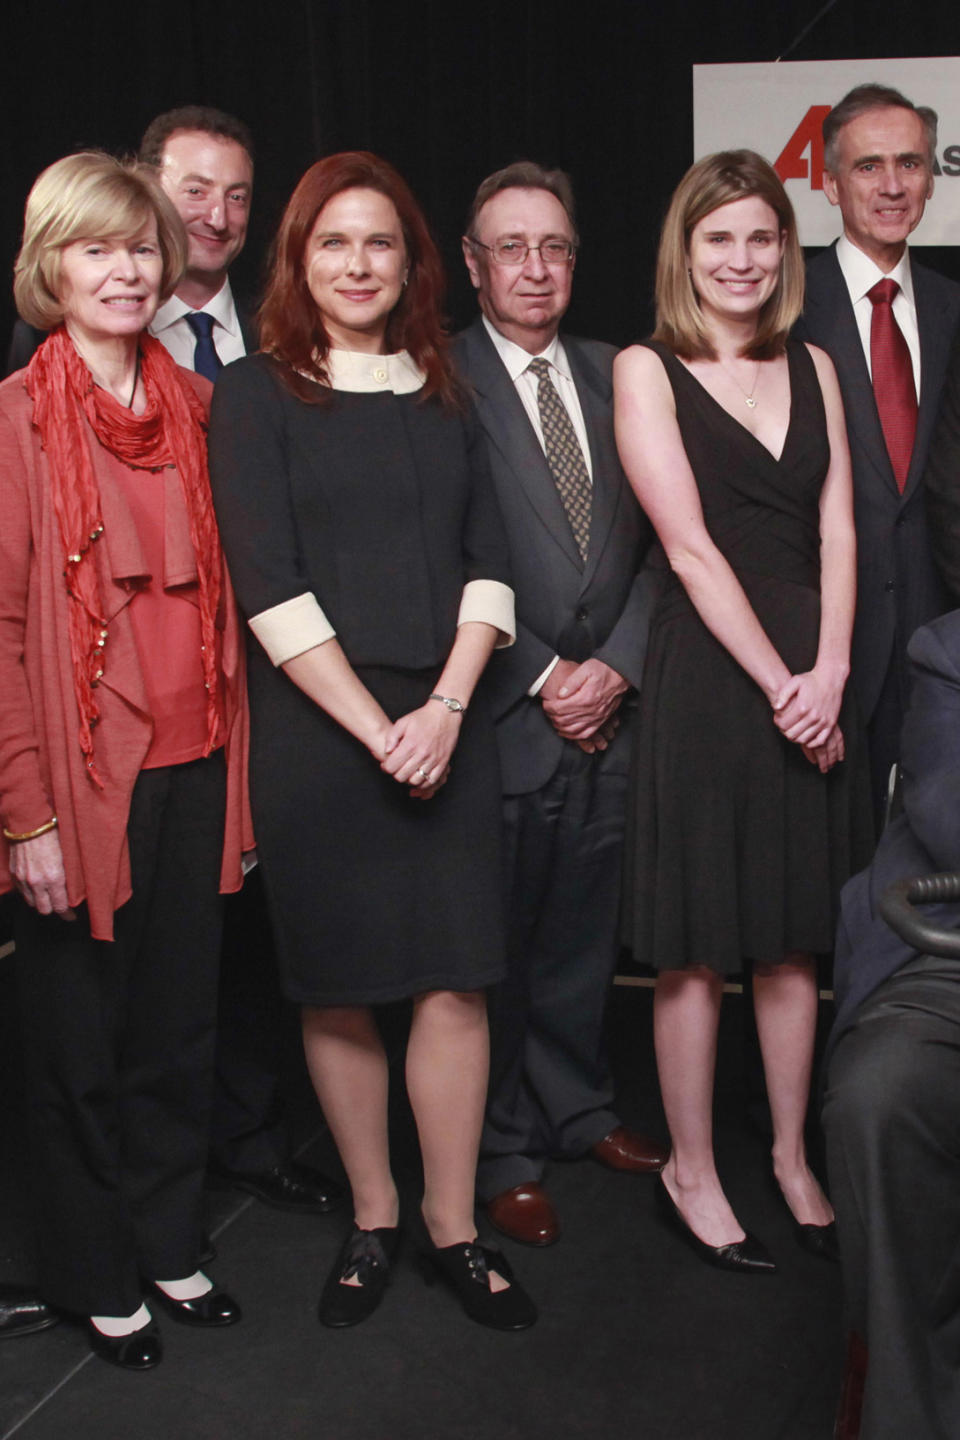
[829,611,960,1058]
[795,243,960,721]
[452,318,656,795]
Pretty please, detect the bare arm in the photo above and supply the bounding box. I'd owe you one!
[282,640,393,760]
[613,345,792,705]
[773,346,855,757]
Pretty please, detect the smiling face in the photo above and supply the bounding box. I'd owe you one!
[464,187,575,354]
[57,221,163,349]
[157,129,253,295]
[304,187,408,354]
[686,195,785,331]
[823,105,933,271]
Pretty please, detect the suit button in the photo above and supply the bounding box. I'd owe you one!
[884,579,896,592]
[575,606,588,621]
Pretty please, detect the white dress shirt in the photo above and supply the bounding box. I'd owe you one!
[150,278,248,370]
[835,234,921,399]
[481,316,594,694]
[481,315,594,478]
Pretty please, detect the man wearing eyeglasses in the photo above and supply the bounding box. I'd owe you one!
[454,162,667,1248]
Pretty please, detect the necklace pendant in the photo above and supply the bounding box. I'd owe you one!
[744,396,757,409]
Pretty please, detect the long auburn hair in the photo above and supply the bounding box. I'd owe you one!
[259,151,458,405]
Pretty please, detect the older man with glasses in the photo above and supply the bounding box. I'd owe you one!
[453,162,668,1247]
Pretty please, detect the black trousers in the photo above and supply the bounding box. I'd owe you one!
[15,754,226,1316]
[210,865,290,1174]
[823,955,960,1440]
[478,747,622,1199]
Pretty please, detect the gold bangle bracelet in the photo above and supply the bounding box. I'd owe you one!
[3,815,58,843]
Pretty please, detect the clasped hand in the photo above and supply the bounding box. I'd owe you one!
[771,668,844,749]
[771,668,846,774]
[541,658,628,753]
[377,701,461,799]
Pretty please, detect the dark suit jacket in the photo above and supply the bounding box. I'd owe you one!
[795,244,960,722]
[923,327,960,605]
[452,318,656,795]
[830,611,960,1055]
[4,299,258,378]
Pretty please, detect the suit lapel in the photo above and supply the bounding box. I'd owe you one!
[907,263,953,499]
[565,338,619,585]
[461,321,583,571]
[236,298,258,355]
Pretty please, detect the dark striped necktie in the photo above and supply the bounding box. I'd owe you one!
[528,357,591,561]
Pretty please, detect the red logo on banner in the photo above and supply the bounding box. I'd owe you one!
[774,105,832,189]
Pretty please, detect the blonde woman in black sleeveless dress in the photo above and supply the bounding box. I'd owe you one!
[614,151,872,1271]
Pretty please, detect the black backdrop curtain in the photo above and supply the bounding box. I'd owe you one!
[2,1,958,355]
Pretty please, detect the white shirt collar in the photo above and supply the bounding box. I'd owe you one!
[324,349,425,394]
[835,233,915,309]
[151,277,240,337]
[481,315,569,383]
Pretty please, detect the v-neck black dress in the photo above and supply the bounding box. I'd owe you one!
[623,340,872,974]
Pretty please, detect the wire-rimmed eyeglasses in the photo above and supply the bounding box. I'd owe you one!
[469,237,577,266]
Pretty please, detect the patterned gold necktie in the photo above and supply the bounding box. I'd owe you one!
[528,357,591,560]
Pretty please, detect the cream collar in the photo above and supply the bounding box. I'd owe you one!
[325,348,426,394]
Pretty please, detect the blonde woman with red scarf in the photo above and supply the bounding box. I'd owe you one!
[0,153,252,1370]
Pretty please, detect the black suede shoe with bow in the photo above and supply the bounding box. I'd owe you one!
[419,1236,537,1330]
[318,1224,400,1328]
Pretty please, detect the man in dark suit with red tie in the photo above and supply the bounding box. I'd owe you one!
[795,83,960,826]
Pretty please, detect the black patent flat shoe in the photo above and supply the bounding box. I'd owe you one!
[656,1178,777,1274]
[419,1236,537,1330]
[151,1284,241,1327]
[318,1224,400,1328]
[87,1319,163,1370]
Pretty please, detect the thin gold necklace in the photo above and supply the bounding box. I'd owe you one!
[718,356,761,409]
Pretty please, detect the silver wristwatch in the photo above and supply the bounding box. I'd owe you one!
[429,693,465,713]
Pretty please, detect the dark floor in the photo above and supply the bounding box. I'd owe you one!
[0,949,842,1440]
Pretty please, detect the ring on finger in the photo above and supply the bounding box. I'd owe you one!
[416,765,430,780]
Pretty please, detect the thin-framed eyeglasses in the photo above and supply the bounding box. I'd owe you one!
[469,237,577,266]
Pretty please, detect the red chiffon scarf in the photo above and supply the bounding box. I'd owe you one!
[25,327,223,785]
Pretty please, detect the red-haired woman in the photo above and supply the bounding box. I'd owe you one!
[209,153,535,1331]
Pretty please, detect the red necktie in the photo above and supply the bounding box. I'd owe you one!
[868,277,917,493]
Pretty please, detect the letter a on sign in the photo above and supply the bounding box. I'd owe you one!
[774,105,832,189]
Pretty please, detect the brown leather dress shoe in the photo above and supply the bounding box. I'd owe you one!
[591,1125,669,1173]
[486,1183,560,1246]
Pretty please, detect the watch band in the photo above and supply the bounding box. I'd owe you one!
[429,693,465,713]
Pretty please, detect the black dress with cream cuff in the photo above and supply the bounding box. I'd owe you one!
[210,349,514,1005]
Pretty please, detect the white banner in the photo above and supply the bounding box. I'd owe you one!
[693,58,960,246]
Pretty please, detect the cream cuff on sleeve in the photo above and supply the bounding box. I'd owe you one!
[248,592,336,666]
[457,579,516,648]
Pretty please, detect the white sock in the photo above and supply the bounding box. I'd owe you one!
[90,1302,151,1337]
[154,1270,212,1301]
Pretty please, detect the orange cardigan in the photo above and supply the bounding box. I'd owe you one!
[0,368,253,940]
